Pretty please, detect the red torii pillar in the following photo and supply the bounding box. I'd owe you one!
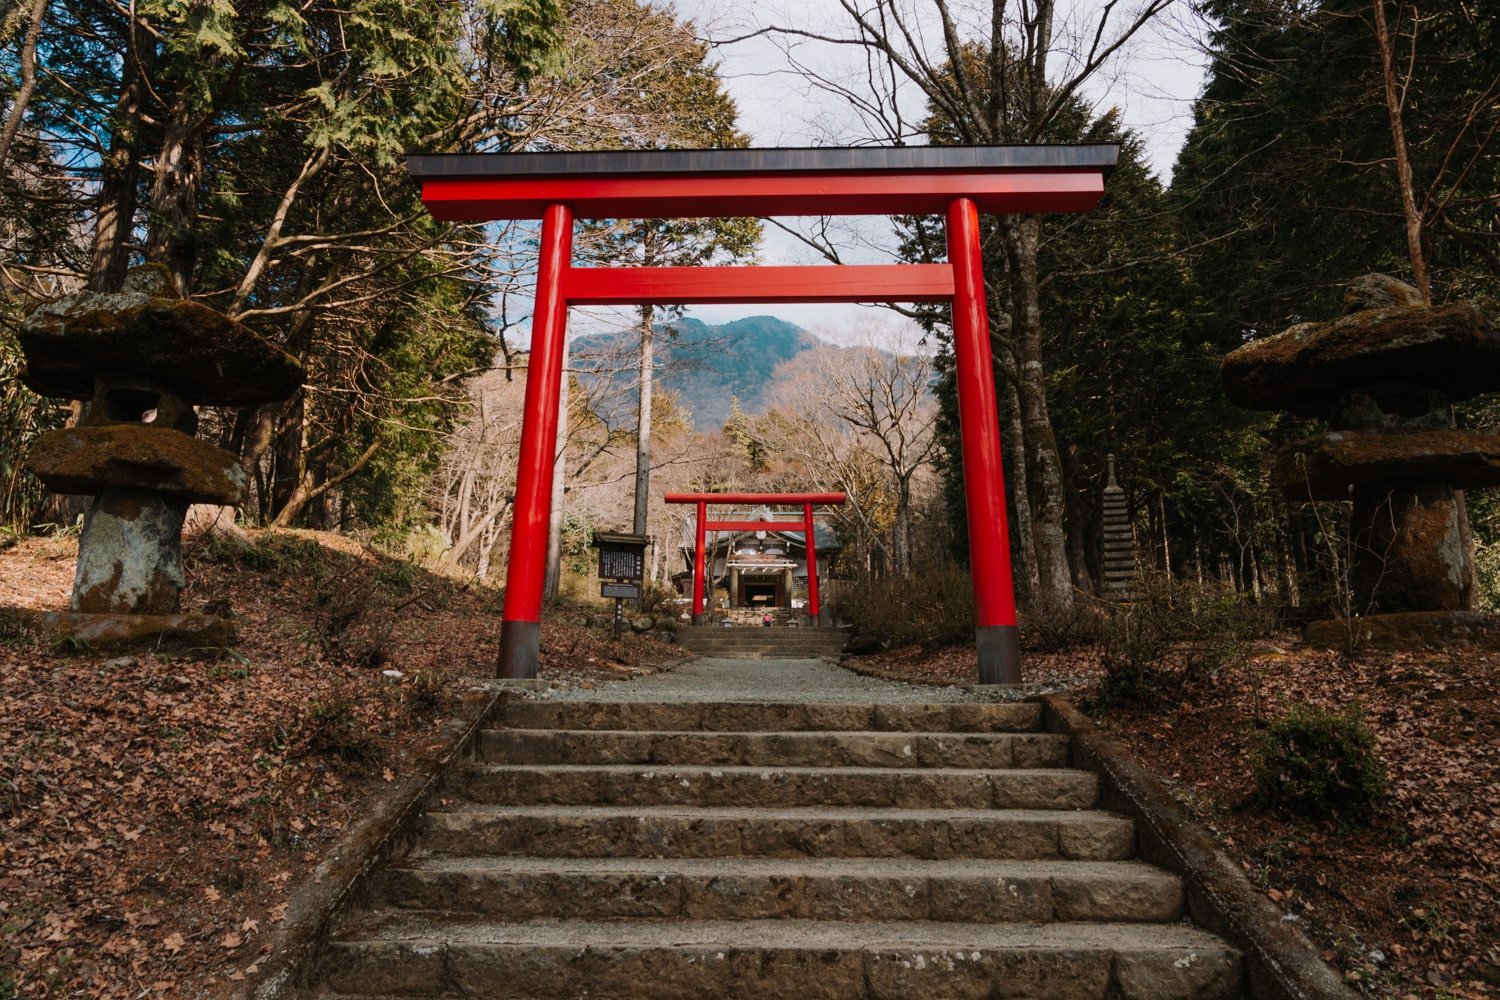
[406,145,1119,684]
[665,491,846,625]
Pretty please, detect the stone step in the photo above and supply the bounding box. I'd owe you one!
[494,700,1042,733]
[675,653,852,659]
[318,917,1242,999]
[419,805,1136,861]
[678,647,850,659]
[680,636,850,644]
[675,644,852,653]
[377,857,1183,924]
[477,728,1070,769]
[452,764,1098,810]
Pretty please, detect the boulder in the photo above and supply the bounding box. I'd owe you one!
[19,265,304,405]
[27,424,249,505]
[73,489,189,614]
[844,633,886,655]
[1342,272,1424,314]
[1221,302,1497,416]
[1274,429,1500,500]
[629,615,655,633]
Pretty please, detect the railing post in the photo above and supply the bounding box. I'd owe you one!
[947,197,1022,684]
[497,203,573,679]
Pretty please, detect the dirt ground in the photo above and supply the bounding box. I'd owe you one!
[0,531,680,998]
[852,641,1500,998]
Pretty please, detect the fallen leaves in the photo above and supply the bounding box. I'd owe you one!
[0,530,678,997]
[849,640,1499,998]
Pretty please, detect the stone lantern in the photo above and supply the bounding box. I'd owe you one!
[18,264,303,645]
[1222,274,1500,647]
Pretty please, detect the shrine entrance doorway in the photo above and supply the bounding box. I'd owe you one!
[406,144,1118,683]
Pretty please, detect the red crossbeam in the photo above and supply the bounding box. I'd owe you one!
[418,170,1104,221]
[666,492,847,505]
[705,521,812,533]
[565,265,953,305]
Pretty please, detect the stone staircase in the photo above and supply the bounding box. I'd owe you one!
[676,624,852,659]
[307,698,1244,998]
[719,607,805,627]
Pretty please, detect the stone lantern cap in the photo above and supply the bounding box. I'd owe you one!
[1222,302,1498,417]
[19,264,304,405]
[27,424,249,505]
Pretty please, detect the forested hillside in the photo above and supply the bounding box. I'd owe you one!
[572,315,822,431]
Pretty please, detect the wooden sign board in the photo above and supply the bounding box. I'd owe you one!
[601,581,642,600]
[591,531,649,583]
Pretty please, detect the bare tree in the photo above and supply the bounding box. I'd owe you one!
[767,324,940,574]
[731,0,1175,614]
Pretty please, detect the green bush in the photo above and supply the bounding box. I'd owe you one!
[1252,703,1385,822]
[836,566,974,649]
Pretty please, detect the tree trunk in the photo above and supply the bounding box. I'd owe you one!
[544,338,571,601]
[146,95,206,293]
[0,0,49,173]
[86,14,153,292]
[1001,214,1074,615]
[998,347,1041,603]
[1372,0,1431,303]
[892,478,912,576]
[632,304,655,536]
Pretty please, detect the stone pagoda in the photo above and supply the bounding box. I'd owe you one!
[19,264,303,646]
[1100,455,1140,597]
[1222,273,1500,646]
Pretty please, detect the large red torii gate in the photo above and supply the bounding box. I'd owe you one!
[665,491,846,626]
[406,145,1118,684]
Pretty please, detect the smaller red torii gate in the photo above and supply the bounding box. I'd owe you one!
[666,492,846,625]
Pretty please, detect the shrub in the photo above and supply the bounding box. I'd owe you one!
[637,582,681,618]
[273,697,381,765]
[836,566,974,649]
[1099,598,1175,704]
[1252,703,1385,822]
[1021,600,1105,652]
[1096,574,1274,705]
[201,532,321,573]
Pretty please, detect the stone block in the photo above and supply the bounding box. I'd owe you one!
[1113,946,1243,999]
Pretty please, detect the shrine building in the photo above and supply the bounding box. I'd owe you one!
[673,506,841,610]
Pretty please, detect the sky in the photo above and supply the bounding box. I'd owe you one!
[662,0,1212,338]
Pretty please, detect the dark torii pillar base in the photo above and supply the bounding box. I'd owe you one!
[975,625,1022,685]
[497,619,541,680]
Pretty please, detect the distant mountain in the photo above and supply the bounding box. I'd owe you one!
[572,315,823,431]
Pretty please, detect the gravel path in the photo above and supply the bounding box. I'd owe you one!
[533,656,1035,704]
